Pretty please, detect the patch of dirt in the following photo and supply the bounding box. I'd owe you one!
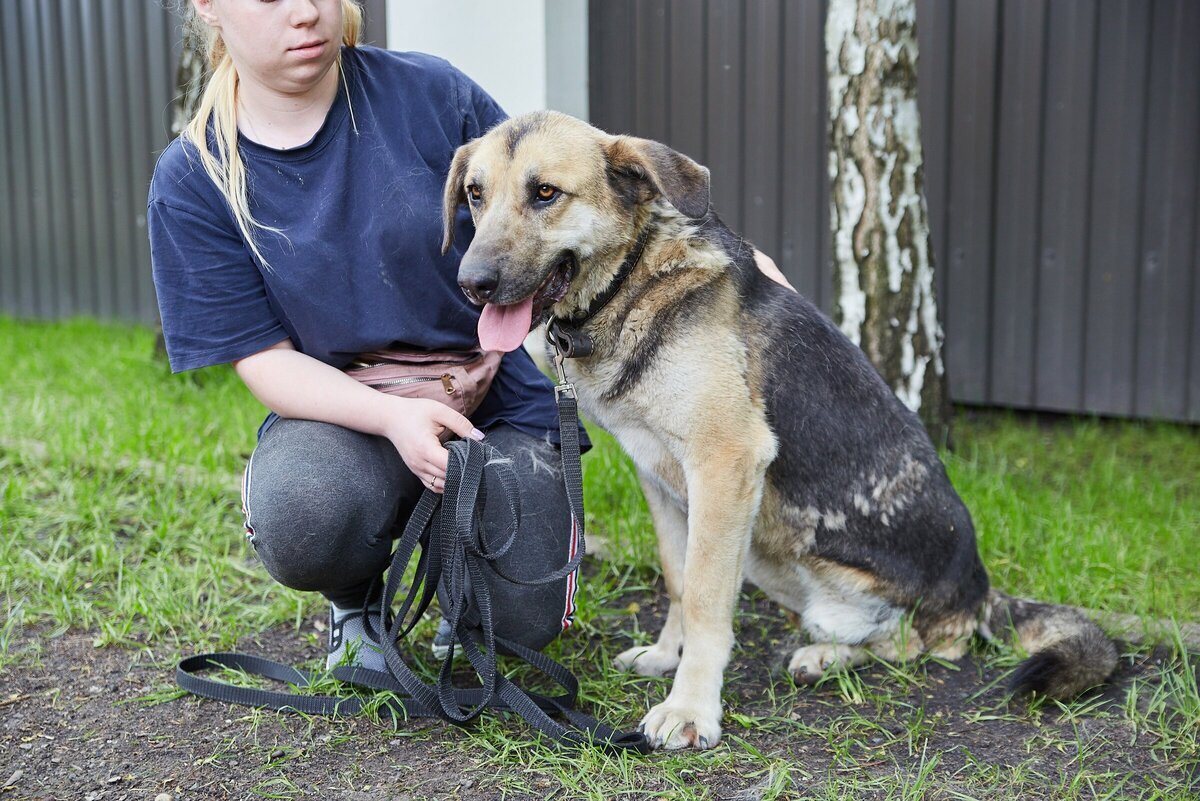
[1,590,1194,800]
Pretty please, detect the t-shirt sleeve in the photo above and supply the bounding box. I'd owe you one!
[455,68,508,142]
[148,197,288,373]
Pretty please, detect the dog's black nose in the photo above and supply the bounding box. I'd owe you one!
[459,272,498,304]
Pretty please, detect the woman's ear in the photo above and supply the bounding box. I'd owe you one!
[191,0,220,27]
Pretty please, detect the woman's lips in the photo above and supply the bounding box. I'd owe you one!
[290,41,327,59]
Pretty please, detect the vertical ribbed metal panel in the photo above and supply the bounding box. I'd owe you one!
[588,0,1200,423]
[62,0,92,320]
[5,1,1197,422]
[741,0,783,284]
[1084,0,1151,417]
[915,0,952,335]
[942,0,1000,406]
[0,0,387,326]
[1135,0,1198,420]
[780,0,829,310]
[1035,0,1097,414]
[634,0,670,144]
[0,0,173,323]
[0,2,19,312]
[5,1,36,316]
[705,0,744,234]
[589,0,637,137]
[989,0,1047,409]
[667,0,706,178]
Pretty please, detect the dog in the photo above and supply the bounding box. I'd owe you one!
[440,110,1117,750]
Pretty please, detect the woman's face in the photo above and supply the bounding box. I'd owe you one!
[192,0,344,96]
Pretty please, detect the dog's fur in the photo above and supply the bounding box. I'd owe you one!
[441,111,1117,750]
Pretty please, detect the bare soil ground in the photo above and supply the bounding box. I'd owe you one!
[1,590,1194,801]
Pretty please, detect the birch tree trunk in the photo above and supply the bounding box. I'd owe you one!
[826,0,951,447]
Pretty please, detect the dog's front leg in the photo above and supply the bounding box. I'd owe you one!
[639,442,771,750]
[614,474,687,676]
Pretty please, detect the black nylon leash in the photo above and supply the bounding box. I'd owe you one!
[177,382,650,755]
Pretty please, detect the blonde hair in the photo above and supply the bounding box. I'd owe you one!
[180,0,363,267]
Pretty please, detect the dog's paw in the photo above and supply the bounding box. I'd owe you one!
[788,643,860,685]
[639,698,722,750]
[614,643,681,677]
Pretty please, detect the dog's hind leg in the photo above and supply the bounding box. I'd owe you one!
[614,475,687,677]
[787,573,912,684]
[788,643,872,684]
[788,635,924,685]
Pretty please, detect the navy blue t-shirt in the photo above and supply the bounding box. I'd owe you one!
[148,47,575,445]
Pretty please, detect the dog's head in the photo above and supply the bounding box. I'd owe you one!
[441,111,710,352]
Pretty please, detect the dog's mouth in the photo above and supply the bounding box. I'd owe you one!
[475,252,577,353]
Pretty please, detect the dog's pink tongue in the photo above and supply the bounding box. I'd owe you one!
[478,298,534,352]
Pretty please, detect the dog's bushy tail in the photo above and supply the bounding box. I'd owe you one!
[980,589,1117,698]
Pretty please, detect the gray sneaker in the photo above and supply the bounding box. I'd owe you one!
[431,617,456,661]
[327,606,387,672]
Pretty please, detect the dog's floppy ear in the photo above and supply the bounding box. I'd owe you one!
[441,140,478,255]
[605,136,711,220]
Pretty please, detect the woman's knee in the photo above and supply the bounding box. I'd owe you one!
[489,577,579,652]
[241,419,414,592]
[475,425,579,651]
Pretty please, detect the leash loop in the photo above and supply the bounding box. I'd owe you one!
[176,390,650,754]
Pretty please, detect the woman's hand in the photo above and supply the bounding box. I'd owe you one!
[382,398,484,494]
[233,340,484,494]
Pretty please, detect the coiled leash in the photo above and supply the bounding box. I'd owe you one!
[177,380,651,754]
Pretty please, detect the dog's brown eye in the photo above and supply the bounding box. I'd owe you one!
[535,184,559,202]
[467,184,482,202]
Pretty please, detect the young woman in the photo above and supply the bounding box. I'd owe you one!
[150,0,584,670]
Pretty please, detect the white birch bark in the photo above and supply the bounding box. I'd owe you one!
[826,0,950,445]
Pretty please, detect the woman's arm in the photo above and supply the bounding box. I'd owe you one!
[233,339,482,490]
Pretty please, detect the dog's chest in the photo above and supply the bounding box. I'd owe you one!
[568,363,688,505]
[616,424,688,504]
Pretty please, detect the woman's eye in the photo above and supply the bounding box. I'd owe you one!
[535,184,560,203]
[467,185,482,202]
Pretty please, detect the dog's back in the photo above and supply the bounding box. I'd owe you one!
[696,214,1113,692]
[690,218,988,642]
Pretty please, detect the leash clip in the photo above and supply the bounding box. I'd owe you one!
[552,351,577,402]
[554,381,577,403]
[548,325,578,402]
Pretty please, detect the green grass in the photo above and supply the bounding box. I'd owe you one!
[2,316,1198,798]
[0,317,295,658]
[945,412,1200,623]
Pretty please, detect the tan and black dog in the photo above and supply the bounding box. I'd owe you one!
[441,111,1116,750]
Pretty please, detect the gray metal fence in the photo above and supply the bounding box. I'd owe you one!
[0,0,174,322]
[588,0,1200,424]
[4,1,1197,423]
[0,0,387,325]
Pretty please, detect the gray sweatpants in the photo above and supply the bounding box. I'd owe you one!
[240,419,580,652]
